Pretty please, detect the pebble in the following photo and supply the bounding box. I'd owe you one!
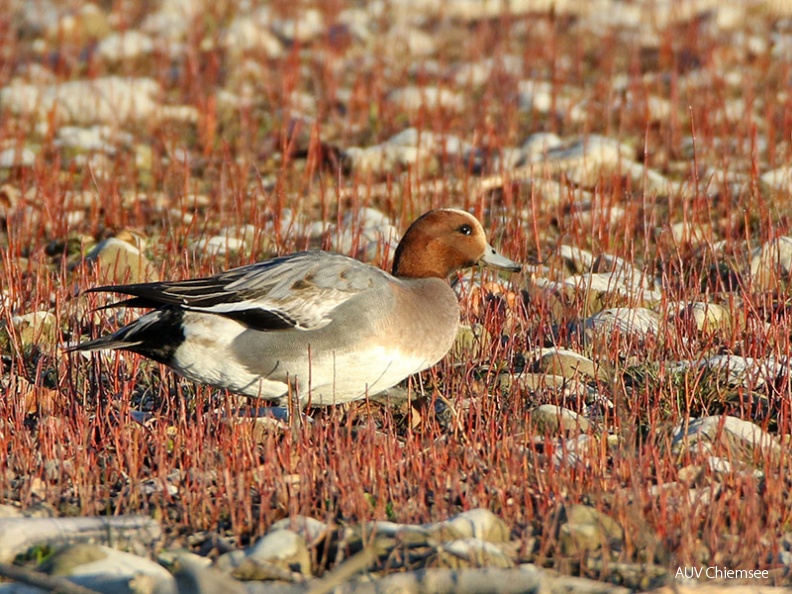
[509,373,592,400]
[438,537,514,569]
[270,8,325,43]
[326,207,399,260]
[139,0,201,41]
[668,355,789,390]
[453,55,522,86]
[0,77,196,126]
[528,347,607,382]
[371,508,510,544]
[667,221,713,245]
[0,505,21,518]
[40,543,177,594]
[521,179,589,207]
[552,434,596,467]
[86,235,159,285]
[561,272,661,313]
[342,144,421,175]
[556,504,624,556]
[173,553,246,594]
[223,14,284,57]
[667,301,731,333]
[55,125,133,153]
[269,515,328,546]
[342,129,473,175]
[563,200,627,230]
[557,245,597,274]
[95,30,155,62]
[38,3,111,45]
[241,529,310,575]
[8,311,58,350]
[672,415,781,459]
[190,235,247,257]
[0,147,36,168]
[530,404,591,435]
[517,80,577,119]
[520,133,564,161]
[388,86,466,112]
[612,92,673,123]
[583,307,660,341]
[749,235,792,290]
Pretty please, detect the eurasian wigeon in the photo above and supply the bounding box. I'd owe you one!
[71,209,521,406]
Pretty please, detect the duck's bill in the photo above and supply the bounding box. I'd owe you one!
[480,245,522,272]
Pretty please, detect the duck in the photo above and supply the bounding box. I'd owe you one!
[71,209,521,406]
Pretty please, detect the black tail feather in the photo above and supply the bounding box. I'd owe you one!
[69,307,185,365]
[67,336,143,353]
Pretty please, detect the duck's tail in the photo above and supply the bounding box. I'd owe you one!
[68,307,185,365]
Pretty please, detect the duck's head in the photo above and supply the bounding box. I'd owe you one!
[392,209,522,279]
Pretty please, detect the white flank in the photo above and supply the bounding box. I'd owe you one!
[169,313,434,405]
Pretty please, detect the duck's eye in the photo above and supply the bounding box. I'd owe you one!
[458,224,473,236]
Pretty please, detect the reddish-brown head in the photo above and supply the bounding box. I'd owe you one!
[392,209,521,279]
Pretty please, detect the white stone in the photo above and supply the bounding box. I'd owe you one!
[385,24,437,57]
[140,0,203,40]
[336,8,373,43]
[557,245,596,271]
[442,0,578,20]
[668,221,712,245]
[190,235,247,256]
[672,415,781,455]
[223,17,283,56]
[521,132,564,162]
[553,434,594,466]
[388,86,465,112]
[269,516,327,544]
[440,537,513,567]
[666,301,730,332]
[518,80,557,114]
[761,166,792,192]
[343,144,419,174]
[592,254,656,289]
[56,125,132,152]
[96,31,154,61]
[750,236,792,290]
[1,77,163,125]
[669,355,790,389]
[172,552,245,594]
[271,8,325,43]
[492,147,523,170]
[0,148,35,168]
[342,207,391,230]
[46,543,175,594]
[563,272,661,304]
[532,404,590,434]
[372,508,507,542]
[246,529,306,564]
[584,307,660,339]
[456,55,523,86]
[553,135,634,168]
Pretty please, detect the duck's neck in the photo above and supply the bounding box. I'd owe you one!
[392,235,447,279]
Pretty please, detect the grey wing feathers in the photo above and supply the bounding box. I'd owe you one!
[88,251,388,331]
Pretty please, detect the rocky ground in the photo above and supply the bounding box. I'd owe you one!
[2,0,792,592]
